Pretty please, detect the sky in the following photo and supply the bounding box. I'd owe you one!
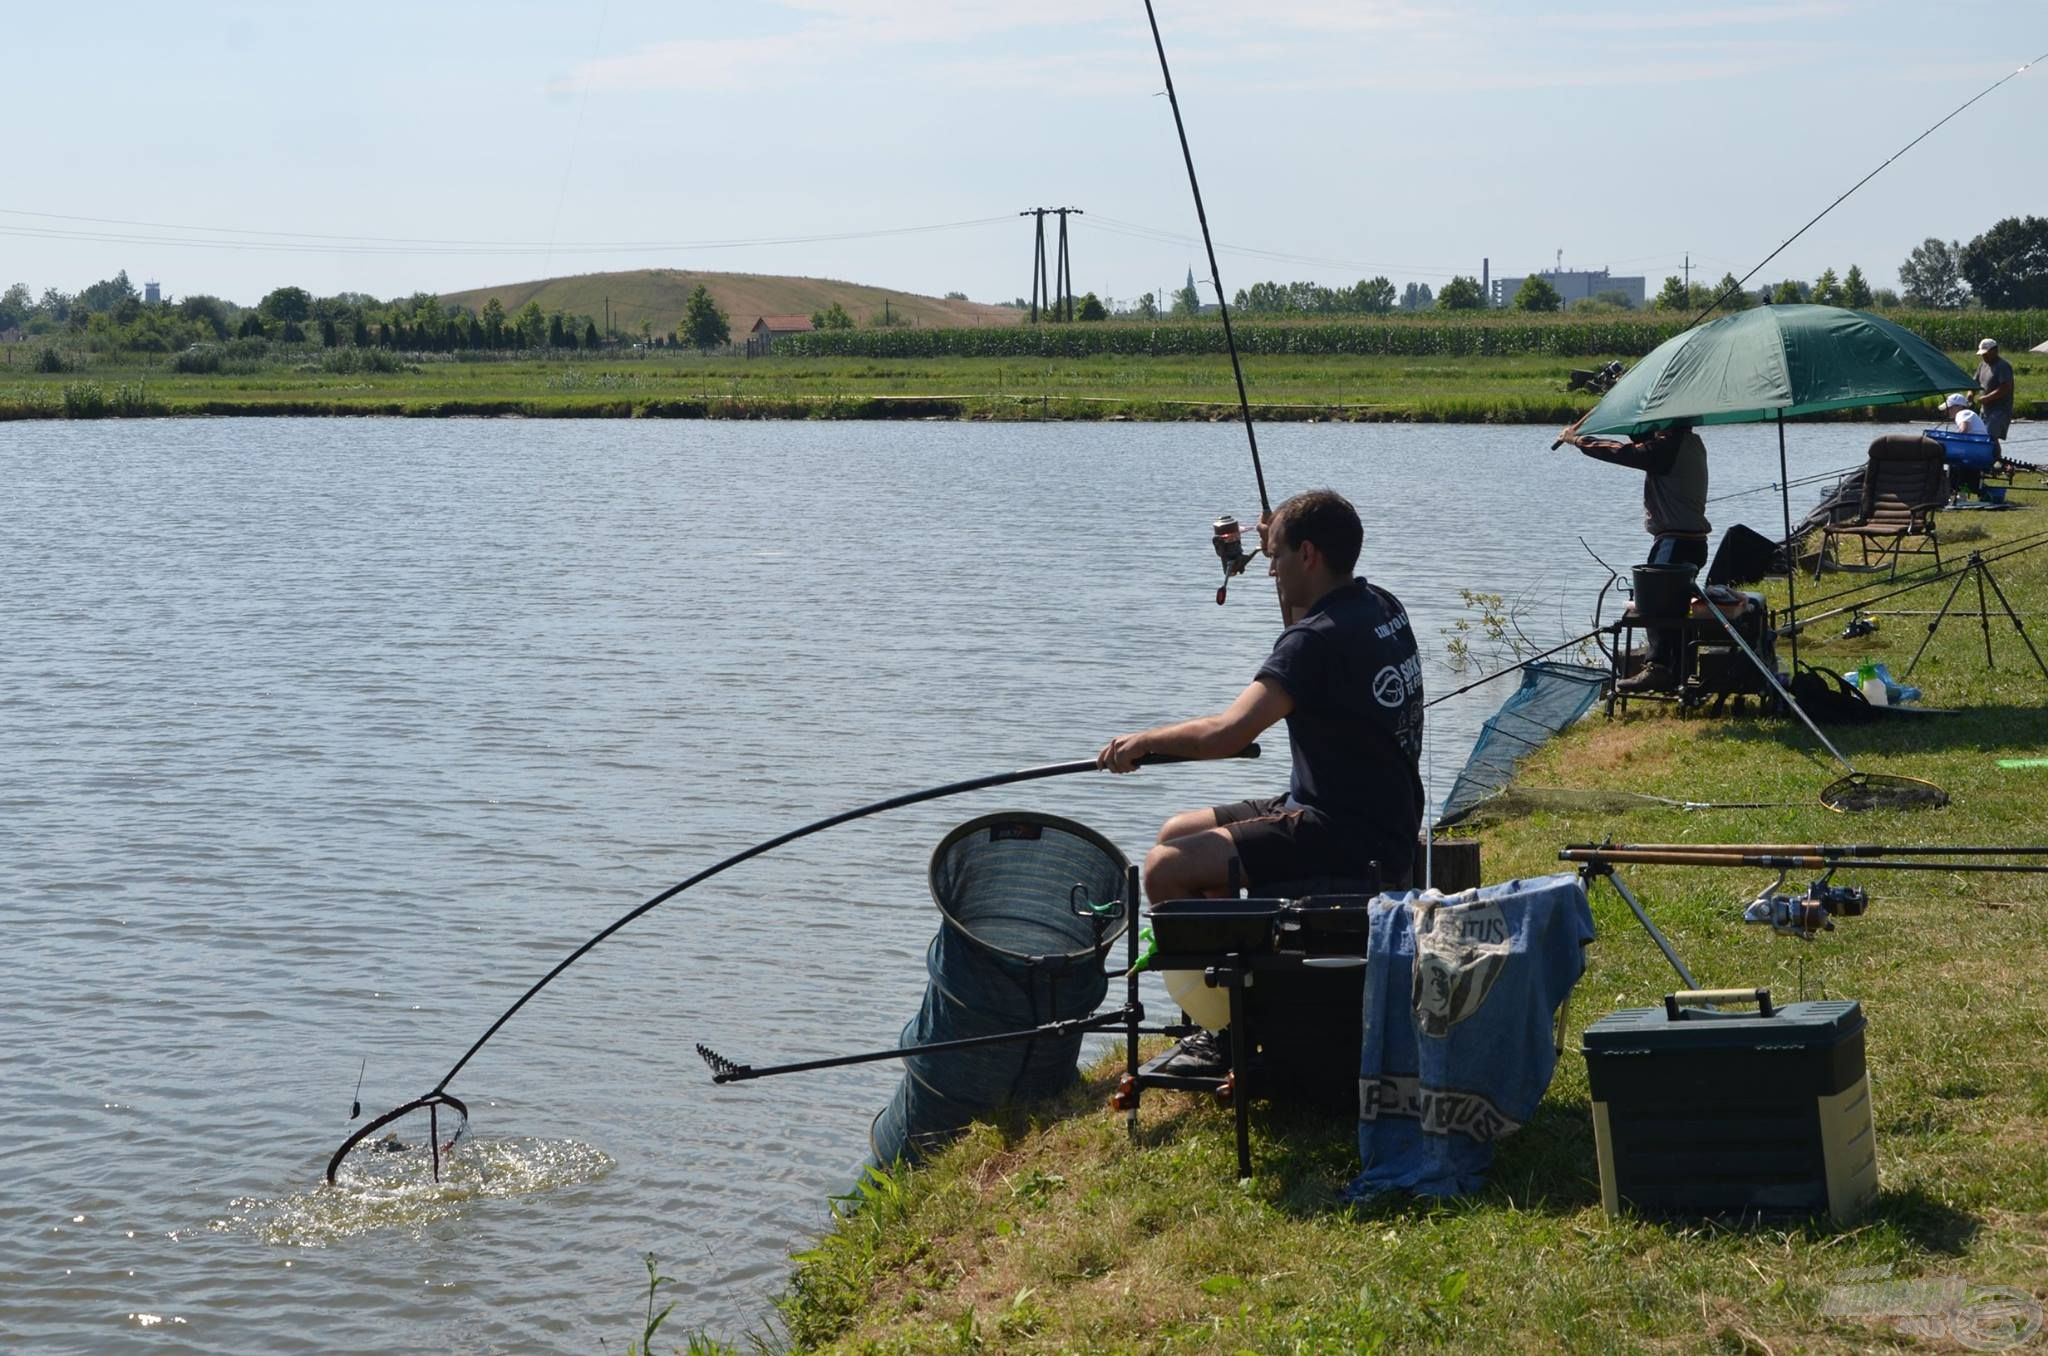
[4,1,2043,309]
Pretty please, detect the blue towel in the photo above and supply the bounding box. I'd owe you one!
[1349,873,1595,1198]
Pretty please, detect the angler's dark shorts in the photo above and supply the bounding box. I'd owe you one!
[1211,797,1403,890]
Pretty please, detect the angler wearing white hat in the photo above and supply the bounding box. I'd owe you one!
[1975,338,2014,440]
[1943,390,1991,439]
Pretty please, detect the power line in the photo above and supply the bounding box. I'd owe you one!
[0,208,1015,257]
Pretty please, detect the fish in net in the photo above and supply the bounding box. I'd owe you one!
[327,1092,470,1190]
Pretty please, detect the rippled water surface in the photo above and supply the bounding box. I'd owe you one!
[0,417,1875,1351]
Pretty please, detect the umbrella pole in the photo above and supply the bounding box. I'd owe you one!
[1778,411,1800,673]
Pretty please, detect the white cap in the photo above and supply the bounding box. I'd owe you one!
[1942,392,1971,410]
[1978,337,1998,353]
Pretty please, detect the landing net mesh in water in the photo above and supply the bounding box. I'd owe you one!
[326,1092,470,1190]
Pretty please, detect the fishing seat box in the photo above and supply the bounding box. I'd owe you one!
[1581,992,1878,1224]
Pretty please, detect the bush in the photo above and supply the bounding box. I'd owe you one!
[34,347,69,374]
[322,346,405,374]
[173,346,222,374]
[62,382,106,418]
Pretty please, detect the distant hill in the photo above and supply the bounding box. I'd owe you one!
[439,268,1022,337]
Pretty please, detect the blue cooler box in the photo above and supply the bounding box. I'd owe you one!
[1925,427,1998,471]
[1582,989,1878,1223]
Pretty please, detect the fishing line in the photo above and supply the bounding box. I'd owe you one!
[1688,49,2048,326]
[541,0,610,283]
[328,748,1257,1183]
[1706,463,1862,505]
[1140,0,1267,517]
[1423,625,1608,709]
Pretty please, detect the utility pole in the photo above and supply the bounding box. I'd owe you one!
[1684,253,1690,298]
[1021,207,1081,322]
[1053,207,1082,321]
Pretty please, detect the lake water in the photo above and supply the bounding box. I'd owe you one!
[0,416,1877,1352]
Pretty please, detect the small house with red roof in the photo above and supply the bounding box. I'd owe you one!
[748,315,815,353]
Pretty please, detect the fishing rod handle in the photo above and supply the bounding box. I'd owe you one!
[1136,744,1259,767]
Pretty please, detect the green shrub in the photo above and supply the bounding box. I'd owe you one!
[62,382,107,418]
[322,346,405,375]
[173,346,223,374]
[34,347,69,374]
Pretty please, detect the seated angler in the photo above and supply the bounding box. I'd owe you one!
[1097,488,1425,904]
[1097,490,1424,1075]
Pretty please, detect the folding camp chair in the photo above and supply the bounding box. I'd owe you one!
[1815,434,1945,580]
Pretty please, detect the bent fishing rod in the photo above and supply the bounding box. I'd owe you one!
[1687,49,2046,326]
[328,745,1258,1182]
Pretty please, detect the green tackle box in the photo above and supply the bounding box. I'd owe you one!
[1582,989,1878,1224]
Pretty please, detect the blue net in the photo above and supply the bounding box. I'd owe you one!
[869,813,1129,1169]
[1437,663,1609,827]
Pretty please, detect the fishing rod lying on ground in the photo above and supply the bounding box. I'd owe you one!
[1561,845,2048,874]
[327,745,1260,1184]
[1584,841,2048,859]
[1561,837,2047,987]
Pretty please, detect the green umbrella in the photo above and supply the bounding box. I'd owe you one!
[1570,304,1973,684]
[1577,303,1973,437]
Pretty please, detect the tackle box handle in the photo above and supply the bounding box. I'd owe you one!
[1664,988,1774,1020]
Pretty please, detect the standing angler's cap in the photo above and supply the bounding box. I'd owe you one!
[1978,337,1999,354]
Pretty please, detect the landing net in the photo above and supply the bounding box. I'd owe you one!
[326,1092,470,1190]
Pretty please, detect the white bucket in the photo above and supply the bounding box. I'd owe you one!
[1161,967,1231,1029]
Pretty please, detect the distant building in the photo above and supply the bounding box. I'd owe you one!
[144,280,162,305]
[1490,268,1645,309]
[0,327,22,345]
[748,315,814,352]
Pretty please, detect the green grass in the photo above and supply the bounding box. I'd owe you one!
[4,347,2043,425]
[772,491,2048,1354]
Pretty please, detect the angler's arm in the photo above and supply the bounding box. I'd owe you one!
[1097,678,1292,773]
[1564,436,1677,475]
[1980,376,2013,405]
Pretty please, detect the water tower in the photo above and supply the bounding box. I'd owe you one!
[145,279,162,304]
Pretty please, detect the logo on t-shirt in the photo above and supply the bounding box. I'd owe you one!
[1373,665,1406,707]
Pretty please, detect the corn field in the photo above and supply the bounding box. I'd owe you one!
[773,310,2048,361]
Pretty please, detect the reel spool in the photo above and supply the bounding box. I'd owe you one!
[1743,874,1871,940]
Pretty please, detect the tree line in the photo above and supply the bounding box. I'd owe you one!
[0,271,739,355]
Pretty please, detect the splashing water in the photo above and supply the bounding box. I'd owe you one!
[219,1138,615,1247]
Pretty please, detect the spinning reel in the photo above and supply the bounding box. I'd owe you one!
[1211,514,1259,605]
[1742,870,1870,940]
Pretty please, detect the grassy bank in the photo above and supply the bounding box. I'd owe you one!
[3,347,2043,424]
[772,494,2048,1353]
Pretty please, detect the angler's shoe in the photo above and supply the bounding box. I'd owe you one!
[1155,1028,1231,1078]
[1615,663,1679,694]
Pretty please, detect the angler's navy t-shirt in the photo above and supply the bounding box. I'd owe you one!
[1256,577,1425,877]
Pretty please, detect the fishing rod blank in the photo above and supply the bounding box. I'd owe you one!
[1688,48,2047,325]
[328,745,1259,1183]
[1588,842,2048,859]
[696,1007,1136,1085]
[1560,847,2048,873]
[1141,0,1266,517]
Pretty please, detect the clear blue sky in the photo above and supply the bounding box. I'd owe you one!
[4,1,2040,308]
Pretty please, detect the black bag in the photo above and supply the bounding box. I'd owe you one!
[1786,662,1880,724]
[1706,524,1780,586]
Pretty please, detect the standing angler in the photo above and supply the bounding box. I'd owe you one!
[1097,489,1425,904]
[1555,421,1711,693]
[1975,337,2015,445]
